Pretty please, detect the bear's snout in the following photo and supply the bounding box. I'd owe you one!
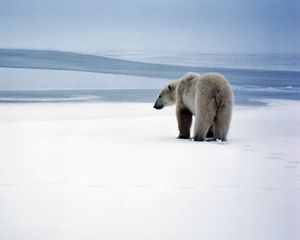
[153,98,164,109]
[153,104,163,109]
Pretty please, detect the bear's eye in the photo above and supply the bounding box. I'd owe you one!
[159,95,162,98]
[168,85,172,90]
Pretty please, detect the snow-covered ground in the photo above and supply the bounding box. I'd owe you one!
[0,101,299,240]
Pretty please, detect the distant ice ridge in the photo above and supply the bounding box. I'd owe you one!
[0,86,299,106]
[95,50,300,72]
[0,95,103,103]
[233,85,300,93]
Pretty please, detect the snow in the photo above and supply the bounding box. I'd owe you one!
[0,101,299,240]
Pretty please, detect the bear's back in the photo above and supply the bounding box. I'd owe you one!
[196,72,233,107]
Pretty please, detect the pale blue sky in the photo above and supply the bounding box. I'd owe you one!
[0,0,299,53]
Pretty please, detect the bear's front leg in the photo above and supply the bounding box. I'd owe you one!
[176,107,192,139]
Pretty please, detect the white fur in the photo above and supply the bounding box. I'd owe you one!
[155,72,233,141]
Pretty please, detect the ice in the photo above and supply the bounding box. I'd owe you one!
[0,100,299,240]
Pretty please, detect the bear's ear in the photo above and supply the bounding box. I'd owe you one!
[168,85,172,90]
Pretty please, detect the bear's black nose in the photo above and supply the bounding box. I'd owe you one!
[153,104,163,109]
[153,98,164,109]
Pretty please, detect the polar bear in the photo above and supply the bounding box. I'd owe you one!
[153,72,233,141]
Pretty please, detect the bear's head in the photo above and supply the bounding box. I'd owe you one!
[153,81,177,109]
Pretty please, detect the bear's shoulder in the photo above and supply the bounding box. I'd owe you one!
[176,73,199,95]
[181,72,200,81]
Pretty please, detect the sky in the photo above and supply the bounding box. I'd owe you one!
[0,0,299,53]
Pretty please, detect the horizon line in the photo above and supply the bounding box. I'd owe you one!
[0,47,299,56]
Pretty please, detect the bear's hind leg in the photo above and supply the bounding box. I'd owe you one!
[215,105,232,141]
[193,101,216,141]
[193,117,213,141]
[206,123,215,139]
[176,107,192,139]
